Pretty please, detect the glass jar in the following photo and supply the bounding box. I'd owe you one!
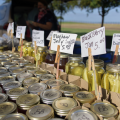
[65,55,85,77]
[82,59,105,92]
[18,41,26,52]
[23,42,32,57]
[0,47,4,52]
[45,50,56,66]
[54,53,69,72]
[101,64,120,93]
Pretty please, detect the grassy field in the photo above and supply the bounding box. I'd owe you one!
[61,22,120,40]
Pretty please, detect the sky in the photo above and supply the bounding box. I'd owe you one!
[0,0,120,23]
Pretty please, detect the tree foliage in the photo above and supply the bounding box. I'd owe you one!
[78,0,120,26]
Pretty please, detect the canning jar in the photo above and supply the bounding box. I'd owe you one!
[54,53,69,72]
[23,42,32,56]
[101,64,120,93]
[65,55,85,77]
[83,59,105,91]
[45,50,56,66]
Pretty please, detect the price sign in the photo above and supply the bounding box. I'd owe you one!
[47,31,58,40]
[80,27,106,57]
[16,26,26,39]
[32,29,44,47]
[51,32,77,54]
[111,34,120,52]
[7,22,14,33]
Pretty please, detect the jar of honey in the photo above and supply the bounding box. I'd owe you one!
[23,42,32,56]
[65,55,85,77]
[54,53,69,72]
[45,50,56,66]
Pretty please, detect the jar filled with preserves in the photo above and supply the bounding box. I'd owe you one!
[101,63,120,93]
[83,59,105,92]
[37,46,47,64]
[54,53,69,72]
[65,55,85,77]
[0,47,4,52]
[16,94,40,114]
[45,50,56,66]
[23,42,32,56]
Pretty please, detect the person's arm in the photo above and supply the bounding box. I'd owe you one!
[32,22,52,30]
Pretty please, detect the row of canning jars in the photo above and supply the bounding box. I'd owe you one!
[18,42,120,93]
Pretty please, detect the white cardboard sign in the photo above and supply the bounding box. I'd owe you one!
[32,29,44,47]
[51,32,77,54]
[80,27,106,57]
[47,31,58,40]
[7,22,14,33]
[16,26,26,39]
[111,33,120,52]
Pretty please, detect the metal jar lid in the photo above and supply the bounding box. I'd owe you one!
[3,81,22,91]
[0,59,11,65]
[0,102,17,118]
[11,58,24,64]
[23,77,39,87]
[1,113,28,120]
[11,69,26,77]
[0,71,10,78]
[47,50,56,54]
[16,94,40,108]
[7,87,28,100]
[24,63,36,68]
[46,79,65,88]
[90,102,118,119]
[59,84,80,97]
[9,65,20,72]
[40,89,62,104]
[0,93,8,104]
[48,119,64,120]
[34,70,48,78]
[17,72,33,83]
[0,67,7,72]
[60,53,69,58]
[0,55,8,58]
[26,104,54,120]
[26,67,39,74]
[28,83,47,94]
[0,64,3,67]
[0,76,15,85]
[68,109,98,120]
[40,74,55,81]
[73,91,96,104]
[52,97,77,115]
[0,56,9,61]
[4,62,17,69]
[69,54,82,61]
[18,60,29,67]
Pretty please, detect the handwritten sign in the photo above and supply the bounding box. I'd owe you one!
[51,32,77,54]
[7,22,14,33]
[47,31,58,40]
[80,27,106,57]
[32,29,44,47]
[16,26,26,39]
[111,33,120,52]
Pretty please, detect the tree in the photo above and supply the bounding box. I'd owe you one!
[78,0,120,27]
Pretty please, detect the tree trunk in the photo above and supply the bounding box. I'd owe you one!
[101,15,104,27]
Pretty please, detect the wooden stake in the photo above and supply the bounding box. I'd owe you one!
[20,40,23,58]
[92,56,99,98]
[115,45,119,55]
[11,30,15,52]
[34,41,37,57]
[48,37,52,50]
[19,34,22,45]
[55,45,60,79]
[88,48,92,71]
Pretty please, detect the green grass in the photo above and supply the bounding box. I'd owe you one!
[61,28,119,39]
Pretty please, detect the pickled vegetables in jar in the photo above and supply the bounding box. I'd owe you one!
[82,59,105,91]
[101,63,120,93]
[65,55,85,77]
[22,42,32,56]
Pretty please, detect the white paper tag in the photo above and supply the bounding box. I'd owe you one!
[80,27,106,57]
[16,26,26,39]
[32,29,44,47]
[7,22,14,33]
[47,31,58,40]
[51,32,77,54]
[111,33,120,52]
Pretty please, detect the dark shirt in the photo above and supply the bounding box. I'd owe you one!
[34,10,58,46]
